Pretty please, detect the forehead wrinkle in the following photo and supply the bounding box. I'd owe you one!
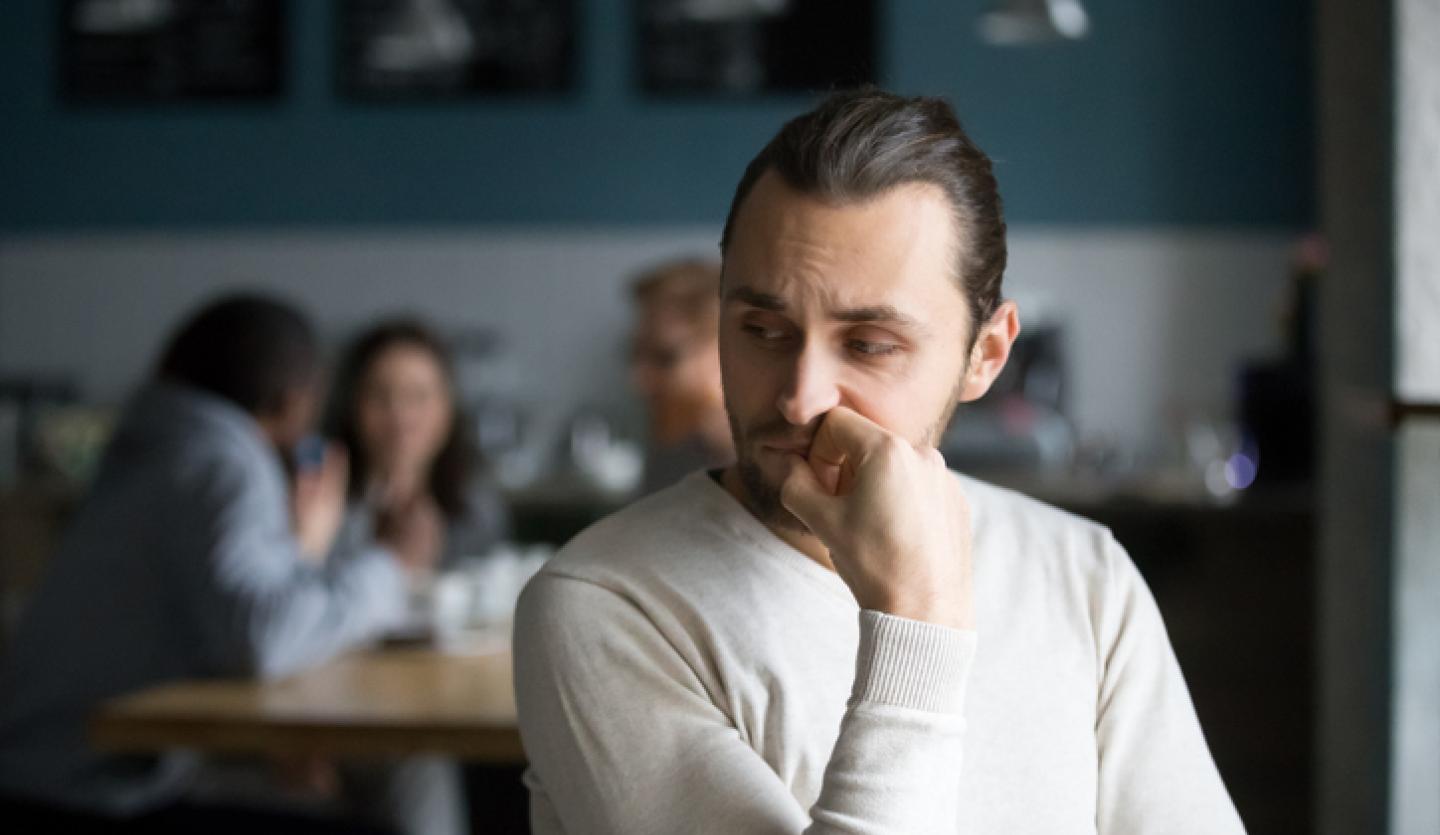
[723,175,965,339]
[722,283,934,341]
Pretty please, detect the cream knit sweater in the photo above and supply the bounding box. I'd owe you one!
[515,471,1245,834]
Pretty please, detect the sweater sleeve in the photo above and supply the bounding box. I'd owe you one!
[1092,533,1247,834]
[514,571,977,835]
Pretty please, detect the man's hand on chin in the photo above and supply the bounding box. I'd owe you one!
[778,406,975,631]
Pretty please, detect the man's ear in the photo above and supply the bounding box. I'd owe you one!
[958,300,1021,403]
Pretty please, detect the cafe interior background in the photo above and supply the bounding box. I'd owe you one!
[0,1,1436,834]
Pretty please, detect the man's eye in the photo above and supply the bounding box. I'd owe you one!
[742,324,789,343]
[847,339,900,357]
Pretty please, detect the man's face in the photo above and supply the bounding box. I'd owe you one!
[719,172,973,530]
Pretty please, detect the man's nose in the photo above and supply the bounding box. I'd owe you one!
[776,345,841,426]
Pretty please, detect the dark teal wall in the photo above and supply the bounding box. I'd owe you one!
[0,1,1313,230]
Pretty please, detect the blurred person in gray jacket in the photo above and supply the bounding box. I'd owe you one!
[0,295,446,833]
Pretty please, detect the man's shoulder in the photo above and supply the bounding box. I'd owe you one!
[516,472,752,648]
[540,471,732,585]
[958,473,1121,568]
[958,472,1099,527]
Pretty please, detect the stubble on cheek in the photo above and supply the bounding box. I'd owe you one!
[737,454,812,535]
[724,402,813,534]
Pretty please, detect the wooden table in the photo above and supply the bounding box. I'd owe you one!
[91,646,524,763]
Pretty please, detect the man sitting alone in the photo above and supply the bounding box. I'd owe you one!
[514,89,1245,834]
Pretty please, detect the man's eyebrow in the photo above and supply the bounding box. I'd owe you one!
[726,283,930,332]
[723,285,787,311]
[832,305,924,330]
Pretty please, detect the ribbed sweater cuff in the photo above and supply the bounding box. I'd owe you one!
[850,609,978,715]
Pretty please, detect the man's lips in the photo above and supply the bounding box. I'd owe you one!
[759,439,812,457]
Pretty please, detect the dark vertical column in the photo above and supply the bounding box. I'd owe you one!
[1315,0,1395,833]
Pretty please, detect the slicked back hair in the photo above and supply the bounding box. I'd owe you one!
[720,88,1008,341]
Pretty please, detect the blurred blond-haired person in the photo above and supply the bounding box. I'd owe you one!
[628,258,734,492]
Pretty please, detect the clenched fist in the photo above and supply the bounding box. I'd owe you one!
[779,407,974,631]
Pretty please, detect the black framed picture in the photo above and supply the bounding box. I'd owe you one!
[338,0,577,99]
[59,0,285,103]
[637,0,878,96]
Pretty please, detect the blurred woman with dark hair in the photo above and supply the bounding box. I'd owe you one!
[326,319,510,569]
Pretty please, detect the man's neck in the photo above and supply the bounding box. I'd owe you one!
[719,465,836,572]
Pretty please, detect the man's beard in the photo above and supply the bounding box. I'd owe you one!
[725,383,963,536]
[730,411,814,534]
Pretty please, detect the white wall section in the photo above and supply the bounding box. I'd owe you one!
[0,227,1294,453]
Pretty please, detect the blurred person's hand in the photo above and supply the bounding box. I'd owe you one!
[779,407,975,632]
[292,443,349,564]
[376,493,444,576]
